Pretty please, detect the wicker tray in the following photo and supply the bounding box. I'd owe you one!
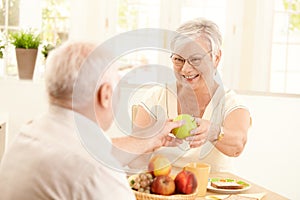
[133,190,198,200]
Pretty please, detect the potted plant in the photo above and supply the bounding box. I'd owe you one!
[10,29,41,79]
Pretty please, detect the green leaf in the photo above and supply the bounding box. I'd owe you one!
[130,179,135,186]
[225,179,235,182]
[210,178,220,182]
[282,0,300,31]
[236,180,250,187]
[10,29,41,49]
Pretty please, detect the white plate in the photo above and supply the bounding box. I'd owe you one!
[207,178,251,194]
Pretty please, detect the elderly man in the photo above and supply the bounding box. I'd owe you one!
[0,41,182,199]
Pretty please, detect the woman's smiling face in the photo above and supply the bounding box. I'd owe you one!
[172,37,214,90]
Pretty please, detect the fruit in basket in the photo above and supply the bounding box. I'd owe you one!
[174,170,198,194]
[151,175,175,195]
[171,114,197,139]
[148,155,171,177]
[129,172,153,193]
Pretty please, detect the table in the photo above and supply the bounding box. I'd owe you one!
[196,172,288,200]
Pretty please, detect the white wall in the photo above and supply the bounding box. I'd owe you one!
[233,93,300,200]
[0,78,48,148]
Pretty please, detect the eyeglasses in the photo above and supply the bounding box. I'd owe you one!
[170,50,212,68]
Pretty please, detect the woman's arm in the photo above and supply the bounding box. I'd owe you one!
[186,108,251,157]
[215,108,251,157]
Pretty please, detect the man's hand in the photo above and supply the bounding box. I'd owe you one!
[150,119,184,151]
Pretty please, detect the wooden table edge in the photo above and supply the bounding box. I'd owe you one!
[195,172,289,200]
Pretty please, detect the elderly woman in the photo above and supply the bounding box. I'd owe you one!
[132,18,251,172]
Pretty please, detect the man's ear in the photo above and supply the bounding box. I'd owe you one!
[96,83,112,108]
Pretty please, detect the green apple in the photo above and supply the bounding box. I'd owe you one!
[171,114,197,139]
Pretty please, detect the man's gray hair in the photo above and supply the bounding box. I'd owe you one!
[45,41,97,107]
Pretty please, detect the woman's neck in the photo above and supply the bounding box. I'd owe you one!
[195,80,218,101]
[176,81,219,118]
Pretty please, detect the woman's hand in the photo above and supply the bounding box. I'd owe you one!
[185,118,211,148]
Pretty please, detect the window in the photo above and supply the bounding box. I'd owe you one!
[117,0,160,32]
[0,0,69,42]
[0,0,19,32]
[116,0,161,68]
[42,0,70,45]
[270,0,300,94]
[0,0,20,76]
[221,0,300,95]
[0,0,70,78]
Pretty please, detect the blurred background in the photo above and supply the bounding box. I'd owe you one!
[0,0,299,199]
[0,0,299,95]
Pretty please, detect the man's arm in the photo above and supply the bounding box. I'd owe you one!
[111,116,183,166]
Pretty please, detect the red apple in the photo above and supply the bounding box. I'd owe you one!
[151,175,175,195]
[174,170,198,194]
[148,155,171,177]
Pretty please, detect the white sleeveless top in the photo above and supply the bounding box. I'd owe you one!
[138,83,248,172]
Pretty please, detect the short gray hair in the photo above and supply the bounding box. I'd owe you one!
[45,41,96,107]
[171,18,222,55]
